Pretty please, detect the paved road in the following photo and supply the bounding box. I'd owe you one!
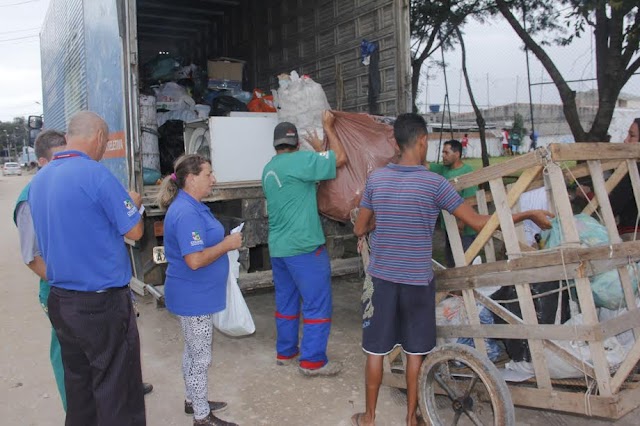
[1,173,639,425]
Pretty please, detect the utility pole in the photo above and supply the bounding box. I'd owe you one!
[486,74,491,108]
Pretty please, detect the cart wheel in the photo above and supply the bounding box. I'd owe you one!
[418,343,515,426]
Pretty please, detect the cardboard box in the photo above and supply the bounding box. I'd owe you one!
[207,58,244,81]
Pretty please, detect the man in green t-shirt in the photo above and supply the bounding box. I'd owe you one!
[429,139,478,267]
[262,115,346,376]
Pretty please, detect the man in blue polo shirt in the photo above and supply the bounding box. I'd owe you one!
[29,111,146,426]
[352,113,553,426]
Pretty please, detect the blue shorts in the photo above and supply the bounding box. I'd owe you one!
[361,277,436,355]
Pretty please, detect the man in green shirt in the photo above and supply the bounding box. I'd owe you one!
[429,139,478,267]
[262,115,346,376]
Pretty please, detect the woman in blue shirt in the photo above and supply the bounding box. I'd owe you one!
[157,154,242,426]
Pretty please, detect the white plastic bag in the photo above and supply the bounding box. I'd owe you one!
[212,230,255,336]
[273,71,330,132]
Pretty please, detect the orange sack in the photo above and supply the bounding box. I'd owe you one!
[317,111,398,223]
[247,89,276,113]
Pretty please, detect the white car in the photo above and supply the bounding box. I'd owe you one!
[2,162,22,176]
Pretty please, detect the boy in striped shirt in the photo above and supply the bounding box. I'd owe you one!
[351,113,553,426]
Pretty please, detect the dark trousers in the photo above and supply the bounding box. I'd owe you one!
[48,286,146,426]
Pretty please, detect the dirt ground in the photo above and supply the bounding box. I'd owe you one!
[2,173,640,425]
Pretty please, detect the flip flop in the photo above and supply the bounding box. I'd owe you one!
[351,412,367,426]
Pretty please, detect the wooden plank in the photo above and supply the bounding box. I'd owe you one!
[475,190,496,262]
[627,160,640,224]
[588,160,622,243]
[436,240,640,281]
[600,308,640,340]
[436,323,596,341]
[438,307,640,342]
[474,291,596,379]
[547,162,614,395]
[618,265,639,340]
[549,142,640,162]
[574,270,614,396]
[612,375,640,418]
[547,163,581,244]
[443,212,488,356]
[464,166,543,265]
[438,256,638,292]
[508,385,620,419]
[611,337,640,394]
[489,177,552,390]
[582,161,628,216]
[450,151,541,192]
[464,160,622,209]
[143,183,264,208]
[443,211,464,266]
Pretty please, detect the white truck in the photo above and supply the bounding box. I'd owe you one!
[38,0,411,297]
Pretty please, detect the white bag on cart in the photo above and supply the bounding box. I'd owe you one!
[212,225,255,336]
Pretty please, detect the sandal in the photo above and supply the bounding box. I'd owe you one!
[351,412,371,426]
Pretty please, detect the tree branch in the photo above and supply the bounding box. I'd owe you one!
[620,9,640,67]
[496,0,586,141]
[623,56,640,83]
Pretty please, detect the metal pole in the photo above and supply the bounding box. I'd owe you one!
[523,3,536,138]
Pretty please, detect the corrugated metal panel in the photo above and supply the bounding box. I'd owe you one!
[250,0,409,115]
[40,0,87,131]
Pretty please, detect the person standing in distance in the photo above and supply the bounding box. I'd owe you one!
[262,114,347,376]
[13,130,68,410]
[29,111,146,426]
[157,154,241,426]
[461,133,469,158]
[428,139,478,267]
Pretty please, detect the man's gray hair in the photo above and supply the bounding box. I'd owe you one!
[34,130,66,161]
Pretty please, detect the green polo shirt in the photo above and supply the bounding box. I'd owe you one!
[262,150,336,257]
[430,162,478,236]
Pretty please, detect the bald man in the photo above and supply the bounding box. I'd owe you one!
[29,111,146,426]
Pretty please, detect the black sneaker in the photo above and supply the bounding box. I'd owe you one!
[185,400,228,414]
[193,412,237,426]
[143,383,153,395]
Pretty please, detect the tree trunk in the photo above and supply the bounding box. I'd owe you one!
[411,60,423,113]
[496,0,640,143]
[496,0,588,142]
[456,28,489,168]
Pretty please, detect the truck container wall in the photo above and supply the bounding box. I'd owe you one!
[41,0,129,187]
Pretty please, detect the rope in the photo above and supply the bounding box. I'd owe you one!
[491,282,575,304]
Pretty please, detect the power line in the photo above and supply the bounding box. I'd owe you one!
[0,39,39,47]
[0,34,39,43]
[0,0,40,7]
[0,26,40,35]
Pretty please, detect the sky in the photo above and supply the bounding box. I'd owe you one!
[0,0,637,122]
[0,0,48,121]
[420,16,640,113]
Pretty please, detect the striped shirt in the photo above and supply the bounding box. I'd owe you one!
[361,163,464,285]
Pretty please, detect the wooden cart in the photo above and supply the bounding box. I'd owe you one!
[381,143,640,424]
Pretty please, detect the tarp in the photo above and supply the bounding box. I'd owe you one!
[317,111,398,222]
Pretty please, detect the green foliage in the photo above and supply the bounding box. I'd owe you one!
[0,117,29,158]
[512,113,525,137]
